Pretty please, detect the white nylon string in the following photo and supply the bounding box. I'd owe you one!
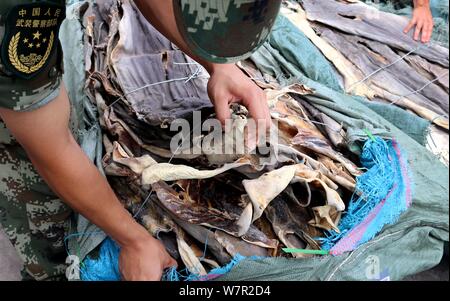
[108,63,207,108]
[348,45,424,91]
[389,71,449,106]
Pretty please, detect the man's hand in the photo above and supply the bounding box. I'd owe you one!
[207,64,271,128]
[133,1,271,129]
[119,235,177,281]
[404,1,434,43]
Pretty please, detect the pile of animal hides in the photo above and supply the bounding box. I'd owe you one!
[74,0,448,280]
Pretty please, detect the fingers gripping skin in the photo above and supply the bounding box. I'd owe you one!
[207,64,271,129]
[134,0,272,130]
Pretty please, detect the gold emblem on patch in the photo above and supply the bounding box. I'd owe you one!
[1,3,65,79]
[8,31,55,74]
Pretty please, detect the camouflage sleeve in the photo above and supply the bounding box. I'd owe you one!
[0,1,65,112]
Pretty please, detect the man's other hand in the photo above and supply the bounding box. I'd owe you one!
[404,4,434,43]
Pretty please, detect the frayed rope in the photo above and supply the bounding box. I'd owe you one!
[80,238,121,281]
[318,137,413,255]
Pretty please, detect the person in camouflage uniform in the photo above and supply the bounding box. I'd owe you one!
[0,0,71,281]
[0,0,281,281]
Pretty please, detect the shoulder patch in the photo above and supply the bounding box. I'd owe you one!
[0,2,65,80]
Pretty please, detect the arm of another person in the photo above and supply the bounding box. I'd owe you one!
[404,0,434,43]
[134,0,271,129]
[0,85,176,280]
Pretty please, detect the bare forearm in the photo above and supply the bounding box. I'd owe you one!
[1,83,175,280]
[27,136,148,247]
[0,86,148,247]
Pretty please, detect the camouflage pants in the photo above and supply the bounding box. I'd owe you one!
[0,139,73,281]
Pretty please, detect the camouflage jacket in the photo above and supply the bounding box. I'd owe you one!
[0,0,66,145]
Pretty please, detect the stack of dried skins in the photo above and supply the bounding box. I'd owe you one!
[285,0,449,165]
[79,0,448,279]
